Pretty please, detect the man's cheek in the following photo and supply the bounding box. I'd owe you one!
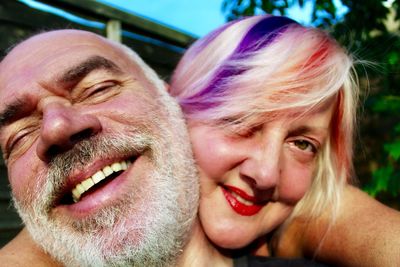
[8,150,44,203]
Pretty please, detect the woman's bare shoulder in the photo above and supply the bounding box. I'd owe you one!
[273,185,400,267]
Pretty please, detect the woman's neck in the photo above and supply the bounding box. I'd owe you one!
[176,219,233,267]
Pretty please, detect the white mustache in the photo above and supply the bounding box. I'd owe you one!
[33,132,153,214]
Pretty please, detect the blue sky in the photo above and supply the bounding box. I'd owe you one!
[19,0,348,38]
[95,0,346,37]
[96,0,227,37]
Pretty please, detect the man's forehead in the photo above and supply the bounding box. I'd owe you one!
[8,29,108,54]
[0,30,143,92]
[0,30,164,131]
[3,30,116,67]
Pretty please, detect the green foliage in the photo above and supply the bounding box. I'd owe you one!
[365,165,393,196]
[365,164,400,197]
[385,140,400,161]
[367,94,400,199]
[373,96,400,113]
[222,0,400,203]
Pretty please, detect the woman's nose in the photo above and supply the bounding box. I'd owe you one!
[36,100,102,162]
[239,137,281,190]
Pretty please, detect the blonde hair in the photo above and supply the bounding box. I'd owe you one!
[170,15,359,221]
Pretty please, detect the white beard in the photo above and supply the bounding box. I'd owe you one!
[13,118,199,267]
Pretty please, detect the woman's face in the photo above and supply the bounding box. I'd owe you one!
[189,101,336,249]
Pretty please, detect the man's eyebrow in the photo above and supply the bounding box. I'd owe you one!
[58,55,123,86]
[0,56,122,131]
[0,98,28,130]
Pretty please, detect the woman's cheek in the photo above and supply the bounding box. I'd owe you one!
[190,126,237,178]
[279,166,314,204]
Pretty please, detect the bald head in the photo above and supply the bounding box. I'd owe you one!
[0,30,198,266]
[1,29,164,98]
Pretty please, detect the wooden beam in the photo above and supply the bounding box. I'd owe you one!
[106,19,121,42]
[37,0,196,48]
[0,1,104,34]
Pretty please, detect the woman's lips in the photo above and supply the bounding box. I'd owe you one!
[221,185,264,216]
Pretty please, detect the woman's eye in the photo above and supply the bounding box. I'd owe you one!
[293,139,316,153]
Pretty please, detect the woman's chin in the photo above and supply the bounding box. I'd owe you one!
[204,223,255,249]
[199,202,263,250]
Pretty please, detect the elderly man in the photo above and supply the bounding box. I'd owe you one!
[0,29,217,266]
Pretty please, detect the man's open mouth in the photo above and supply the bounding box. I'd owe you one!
[67,159,132,203]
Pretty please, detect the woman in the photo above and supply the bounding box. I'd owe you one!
[170,14,357,257]
[170,15,400,266]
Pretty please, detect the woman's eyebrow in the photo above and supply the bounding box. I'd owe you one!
[288,125,328,136]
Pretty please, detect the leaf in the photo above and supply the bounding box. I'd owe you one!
[384,141,400,161]
[373,96,400,113]
[395,123,400,134]
[388,171,400,197]
[365,165,394,196]
[260,1,274,13]
[222,0,229,11]
[388,51,399,65]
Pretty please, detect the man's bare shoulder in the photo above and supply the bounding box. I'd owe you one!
[0,228,62,267]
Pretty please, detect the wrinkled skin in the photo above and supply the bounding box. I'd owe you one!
[0,30,198,266]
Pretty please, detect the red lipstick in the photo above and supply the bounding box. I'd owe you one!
[221,185,263,216]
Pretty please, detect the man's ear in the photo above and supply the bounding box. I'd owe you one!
[164,81,170,92]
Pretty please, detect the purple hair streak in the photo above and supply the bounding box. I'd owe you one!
[189,18,246,57]
[181,16,298,111]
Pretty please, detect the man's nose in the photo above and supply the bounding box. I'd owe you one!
[36,101,102,162]
[239,137,281,191]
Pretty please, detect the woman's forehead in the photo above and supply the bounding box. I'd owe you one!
[226,98,337,129]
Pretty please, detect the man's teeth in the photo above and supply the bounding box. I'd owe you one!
[72,160,130,203]
[231,191,254,206]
